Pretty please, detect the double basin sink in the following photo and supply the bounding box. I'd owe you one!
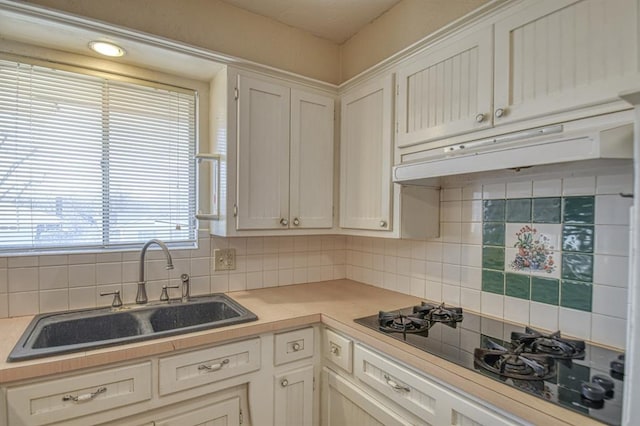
[8,294,258,361]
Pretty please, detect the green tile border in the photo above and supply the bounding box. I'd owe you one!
[561,253,593,282]
[532,197,561,224]
[531,276,559,305]
[482,246,505,270]
[563,196,595,224]
[562,225,594,253]
[505,273,530,299]
[482,270,505,294]
[483,223,505,246]
[506,198,532,223]
[560,280,593,312]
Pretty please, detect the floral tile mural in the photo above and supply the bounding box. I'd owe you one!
[510,225,556,273]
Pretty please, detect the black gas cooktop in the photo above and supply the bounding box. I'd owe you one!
[355,303,625,426]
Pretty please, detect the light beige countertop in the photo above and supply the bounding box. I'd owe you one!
[0,279,603,425]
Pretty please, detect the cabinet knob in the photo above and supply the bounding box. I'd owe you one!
[293,217,300,226]
[330,344,340,355]
[280,218,289,226]
[495,108,506,118]
[292,342,302,351]
[475,113,486,123]
[281,379,289,387]
[379,220,387,228]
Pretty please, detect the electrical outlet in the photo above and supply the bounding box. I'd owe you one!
[214,248,236,271]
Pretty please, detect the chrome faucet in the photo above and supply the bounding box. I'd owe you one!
[137,239,174,304]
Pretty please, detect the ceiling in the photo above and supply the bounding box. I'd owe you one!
[219,0,402,44]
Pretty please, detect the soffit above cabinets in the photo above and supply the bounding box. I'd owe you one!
[0,6,225,81]
[219,0,401,44]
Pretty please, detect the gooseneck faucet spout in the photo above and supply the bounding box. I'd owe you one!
[137,239,174,304]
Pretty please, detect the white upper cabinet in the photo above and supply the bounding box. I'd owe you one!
[493,0,639,125]
[290,89,334,229]
[340,75,394,231]
[236,74,334,231]
[237,75,290,230]
[396,26,493,148]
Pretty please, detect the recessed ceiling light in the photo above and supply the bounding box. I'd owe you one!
[88,41,126,57]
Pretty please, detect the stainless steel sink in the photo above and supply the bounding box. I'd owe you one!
[8,294,258,361]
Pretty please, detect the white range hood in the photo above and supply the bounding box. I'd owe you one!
[393,115,634,185]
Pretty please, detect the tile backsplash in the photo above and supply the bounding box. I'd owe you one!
[346,171,632,349]
[0,235,347,319]
[0,170,631,350]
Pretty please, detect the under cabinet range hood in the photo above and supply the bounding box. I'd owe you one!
[393,118,634,185]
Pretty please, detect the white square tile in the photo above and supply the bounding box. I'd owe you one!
[96,262,122,285]
[278,237,294,253]
[384,239,398,256]
[245,255,263,272]
[8,268,38,292]
[397,257,411,277]
[9,291,39,316]
[262,237,279,253]
[529,302,558,332]
[246,271,263,290]
[229,273,247,291]
[383,272,397,291]
[442,264,461,285]
[189,276,210,296]
[190,258,211,277]
[425,242,443,262]
[321,265,334,281]
[596,173,633,195]
[593,255,628,287]
[503,296,530,325]
[591,314,626,349]
[0,293,7,318]
[333,265,346,280]
[372,254,384,271]
[442,243,461,264]
[460,266,481,290]
[169,259,189,280]
[294,236,309,252]
[442,284,461,305]
[562,176,596,196]
[595,195,632,225]
[69,286,97,309]
[228,237,247,255]
[410,277,425,298]
[39,266,68,290]
[558,308,591,340]
[460,245,481,268]
[425,281,443,301]
[383,256,397,274]
[441,201,462,223]
[462,183,483,200]
[481,292,504,318]
[278,269,294,286]
[397,240,413,258]
[460,223,482,245]
[39,255,68,267]
[96,252,122,263]
[595,225,630,256]
[307,266,322,283]
[426,261,443,282]
[210,275,229,293]
[460,288,481,312]
[442,222,462,243]
[294,252,308,268]
[462,200,482,223]
[397,275,411,294]
[293,268,307,284]
[507,181,532,198]
[262,254,278,271]
[68,264,96,288]
[190,239,211,258]
[8,256,38,268]
[411,241,427,259]
[533,179,562,197]
[263,270,279,288]
[442,187,462,201]
[483,183,506,200]
[411,259,426,279]
[40,289,69,313]
[246,237,264,255]
[0,258,6,268]
[68,253,96,265]
[592,284,628,319]
[278,253,294,269]
[0,269,7,293]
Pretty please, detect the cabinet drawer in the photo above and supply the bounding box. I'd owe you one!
[354,345,444,423]
[158,338,261,395]
[322,328,352,373]
[7,362,152,426]
[274,327,314,365]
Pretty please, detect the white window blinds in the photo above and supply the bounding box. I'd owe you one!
[0,58,197,253]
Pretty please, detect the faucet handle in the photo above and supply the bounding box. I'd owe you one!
[160,285,180,302]
[100,290,123,308]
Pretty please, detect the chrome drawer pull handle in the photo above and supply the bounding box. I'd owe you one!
[292,342,302,351]
[384,374,410,392]
[62,386,106,402]
[198,358,229,372]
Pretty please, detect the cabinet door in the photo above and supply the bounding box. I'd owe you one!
[237,75,290,230]
[396,26,493,148]
[321,368,412,426]
[290,90,334,229]
[494,0,640,125]
[154,396,240,426]
[340,75,393,231]
[274,365,314,426]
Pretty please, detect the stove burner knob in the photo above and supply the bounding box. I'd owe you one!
[618,353,625,361]
[581,382,606,402]
[592,375,614,392]
[610,358,625,375]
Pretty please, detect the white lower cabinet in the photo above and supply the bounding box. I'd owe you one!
[274,366,314,426]
[321,368,412,426]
